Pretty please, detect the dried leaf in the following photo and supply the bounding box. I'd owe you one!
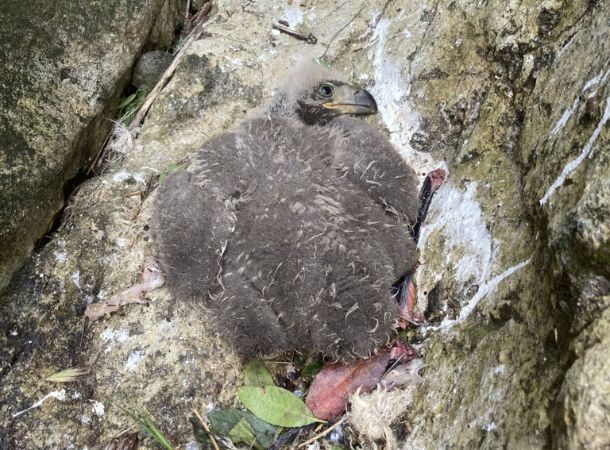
[85,257,163,322]
[306,342,417,420]
[244,360,275,387]
[239,385,322,427]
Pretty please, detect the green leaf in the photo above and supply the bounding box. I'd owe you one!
[229,417,260,450]
[117,89,146,125]
[118,92,138,109]
[244,360,275,387]
[243,413,277,448]
[301,360,323,380]
[208,409,243,435]
[208,409,277,449]
[239,385,323,427]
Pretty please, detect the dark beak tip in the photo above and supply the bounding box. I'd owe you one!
[371,98,379,114]
[358,88,378,114]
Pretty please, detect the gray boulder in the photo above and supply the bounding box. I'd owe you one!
[132,51,175,92]
[0,0,181,293]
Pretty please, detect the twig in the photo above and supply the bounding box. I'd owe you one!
[87,120,116,174]
[109,425,138,440]
[297,416,347,448]
[192,409,221,450]
[272,22,317,44]
[185,0,191,24]
[129,1,213,130]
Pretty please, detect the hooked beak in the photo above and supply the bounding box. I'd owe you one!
[322,85,378,115]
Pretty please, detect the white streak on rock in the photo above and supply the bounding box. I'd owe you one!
[125,350,144,371]
[434,257,532,331]
[541,97,610,205]
[71,270,81,289]
[112,171,145,184]
[483,422,498,432]
[418,183,496,285]
[368,18,437,175]
[283,5,304,26]
[583,74,602,92]
[550,98,578,136]
[101,328,130,343]
[493,365,506,375]
[91,401,105,417]
[584,67,610,96]
[12,390,67,418]
[367,10,518,329]
[54,251,67,262]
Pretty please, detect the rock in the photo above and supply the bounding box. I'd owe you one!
[132,51,175,91]
[0,0,181,293]
[0,0,609,448]
[558,309,610,450]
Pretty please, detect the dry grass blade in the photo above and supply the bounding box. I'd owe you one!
[45,367,90,383]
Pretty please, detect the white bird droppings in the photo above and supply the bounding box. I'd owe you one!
[91,401,105,417]
[125,350,144,371]
[12,390,67,418]
[418,182,496,286]
[71,270,81,289]
[434,256,532,331]
[540,97,610,205]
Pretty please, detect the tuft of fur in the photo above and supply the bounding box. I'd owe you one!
[348,387,415,450]
[267,61,345,118]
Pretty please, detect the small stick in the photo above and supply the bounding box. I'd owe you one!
[192,409,221,450]
[185,0,191,23]
[109,425,138,440]
[129,1,213,130]
[272,22,317,44]
[297,416,347,448]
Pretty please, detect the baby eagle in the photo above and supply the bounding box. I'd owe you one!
[153,63,419,361]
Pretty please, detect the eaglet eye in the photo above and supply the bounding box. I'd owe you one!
[318,84,334,97]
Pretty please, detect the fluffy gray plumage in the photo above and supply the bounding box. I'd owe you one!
[152,63,419,361]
